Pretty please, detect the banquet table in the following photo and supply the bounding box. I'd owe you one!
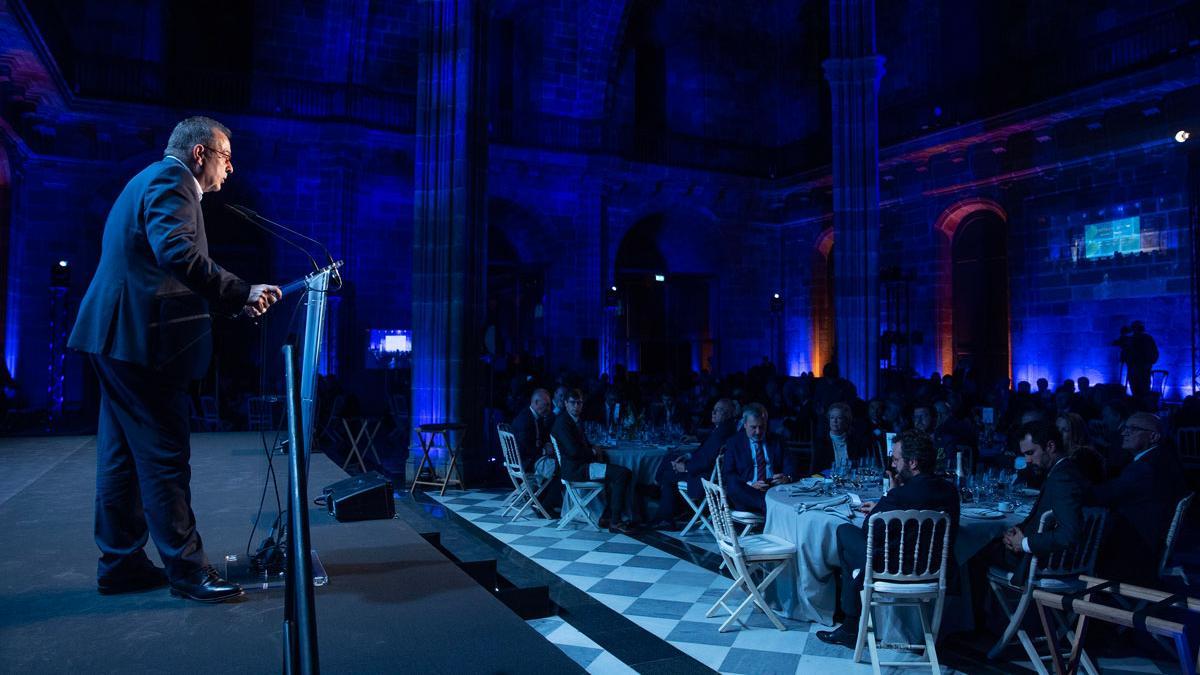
[602,442,676,486]
[763,481,1024,637]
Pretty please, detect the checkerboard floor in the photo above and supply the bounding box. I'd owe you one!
[528,616,638,674]
[432,489,967,674]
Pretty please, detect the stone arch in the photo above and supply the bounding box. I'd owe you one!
[612,207,720,375]
[932,198,1010,383]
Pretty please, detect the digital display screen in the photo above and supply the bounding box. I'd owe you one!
[366,329,412,369]
[1084,216,1142,259]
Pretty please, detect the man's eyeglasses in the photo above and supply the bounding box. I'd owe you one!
[203,145,232,163]
[566,399,582,405]
[1120,425,1157,435]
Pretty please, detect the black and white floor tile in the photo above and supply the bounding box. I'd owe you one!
[432,489,966,674]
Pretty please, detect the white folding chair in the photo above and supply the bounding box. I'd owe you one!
[497,424,551,522]
[678,461,719,537]
[852,509,952,674]
[987,507,1108,675]
[1160,492,1195,585]
[701,477,796,632]
[550,436,604,530]
[714,459,765,535]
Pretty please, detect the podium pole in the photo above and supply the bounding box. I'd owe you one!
[282,344,319,674]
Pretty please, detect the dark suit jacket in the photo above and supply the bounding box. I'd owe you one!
[551,412,596,483]
[1021,458,1089,557]
[684,418,738,476]
[511,406,551,471]
[722,432,799,486]
[1090,444,1188,567]
[811,428,873,474]
[68,159,250,380]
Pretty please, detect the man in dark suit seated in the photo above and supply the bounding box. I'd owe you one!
[967,421,1089,627]
[816,430,960,647]
[811,402,874,473]
[511,388,560,511]
[68,116,282,603]
[649,398,739,529]
[721,403,799,514]
[511,389,553,472]
[1089,412,1188,584]
[551,389,635,534]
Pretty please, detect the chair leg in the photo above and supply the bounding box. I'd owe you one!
[854,587,872,664]
[747,562,789,631]
[919,601,940,674]
[865,606,883,675]
[987,581,1029,660]
[1017,627,1050,675]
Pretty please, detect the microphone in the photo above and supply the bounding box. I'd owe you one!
[224,203,320,272]
[228,203,337,269]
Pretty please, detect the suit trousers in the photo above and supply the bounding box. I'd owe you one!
[652,453,705,521]
[91,355,208,583]
[836,523,869,619]
[725,480,768,514]
[590,462,633,522]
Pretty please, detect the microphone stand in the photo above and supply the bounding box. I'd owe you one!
[282,344,319,675]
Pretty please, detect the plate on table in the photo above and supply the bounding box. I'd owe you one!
[962,507,1006,520]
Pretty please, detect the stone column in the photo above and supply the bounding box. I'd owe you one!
[411,0,488,478]
[823,0,884,397]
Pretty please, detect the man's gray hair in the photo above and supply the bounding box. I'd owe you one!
[741,402,768,423]
[164,116,231,161]
[715,398,738,417]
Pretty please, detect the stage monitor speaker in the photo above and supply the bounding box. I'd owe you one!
[322,472,395,522]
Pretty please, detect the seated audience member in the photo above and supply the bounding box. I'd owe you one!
[1055,412,1105,484]
[511,389,553,471]
[721,404,798,514]
[511,388,561,510]
[551,386,569,417]
[811,402,873,473]
[816,431,960,647]
[971,421,1089,611]
[1089,412,1188,584]
[911,404,934,435]
[551,389,635,534]
[650,398,739,528]
[1096,399,1131,476]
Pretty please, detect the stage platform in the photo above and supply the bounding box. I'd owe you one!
[0,432,580,674]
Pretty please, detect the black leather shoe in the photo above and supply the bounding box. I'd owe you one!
[98,566,168,595]
[608,521,636,535]
[169,567,244,603]
[815,623,858,648]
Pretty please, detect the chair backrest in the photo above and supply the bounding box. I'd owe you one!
[1176,427,1200,466]
[1160,492,1195,577]
[700,477,742,556]
[496,424,523,476]
[550,435,567,482]
[862,509,952,586]
[1032,507,1107,577]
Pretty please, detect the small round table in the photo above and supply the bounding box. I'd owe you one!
[410,423,467,496]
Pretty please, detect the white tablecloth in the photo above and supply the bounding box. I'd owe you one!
[763,485,1020,636]
[604,444,671,485]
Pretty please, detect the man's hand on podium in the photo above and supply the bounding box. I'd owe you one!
[243,284,283,318]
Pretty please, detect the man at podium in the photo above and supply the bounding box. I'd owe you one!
[69,116,282,603]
